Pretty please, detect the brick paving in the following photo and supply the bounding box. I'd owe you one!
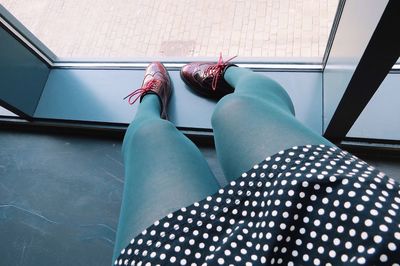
[1,0,338,59]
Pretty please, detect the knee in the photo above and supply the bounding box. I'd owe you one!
[212,95,254,128]
[132,119,175,140]
[123,119,175,152]
[235,74,295,115]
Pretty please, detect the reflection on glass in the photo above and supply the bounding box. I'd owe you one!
[1,0,338,60]
[0,106,17,117]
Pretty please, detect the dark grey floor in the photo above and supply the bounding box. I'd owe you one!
[364,156,400,181]
[0,130,399,266]
[0,131,124,266]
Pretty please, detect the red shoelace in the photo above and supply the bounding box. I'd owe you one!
[123,79,161,105]
[205,53,237,91]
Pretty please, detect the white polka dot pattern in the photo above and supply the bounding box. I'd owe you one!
[116,145,400,265]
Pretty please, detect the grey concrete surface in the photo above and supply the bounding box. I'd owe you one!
[1,0,338,59]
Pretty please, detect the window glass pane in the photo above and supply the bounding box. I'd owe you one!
[347,56,400,141]
[1,0,339,61]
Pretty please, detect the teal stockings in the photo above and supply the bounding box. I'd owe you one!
[112,68,333,260]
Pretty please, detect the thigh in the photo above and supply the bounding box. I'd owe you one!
[212,95,333,181]
[113,119,220,260]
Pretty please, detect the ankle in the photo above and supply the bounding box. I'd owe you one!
[222,65,238,81]
[138,94,161,118]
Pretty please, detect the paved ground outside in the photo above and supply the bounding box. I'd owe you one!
[1,0,338,60]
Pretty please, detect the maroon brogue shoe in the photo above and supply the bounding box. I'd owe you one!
[124,62,172,119]
[180,54,237,99]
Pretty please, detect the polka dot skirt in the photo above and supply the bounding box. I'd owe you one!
[116,145,400,265]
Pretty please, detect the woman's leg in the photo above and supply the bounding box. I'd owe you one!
[113,94,220,260]
[212,67,334,181]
